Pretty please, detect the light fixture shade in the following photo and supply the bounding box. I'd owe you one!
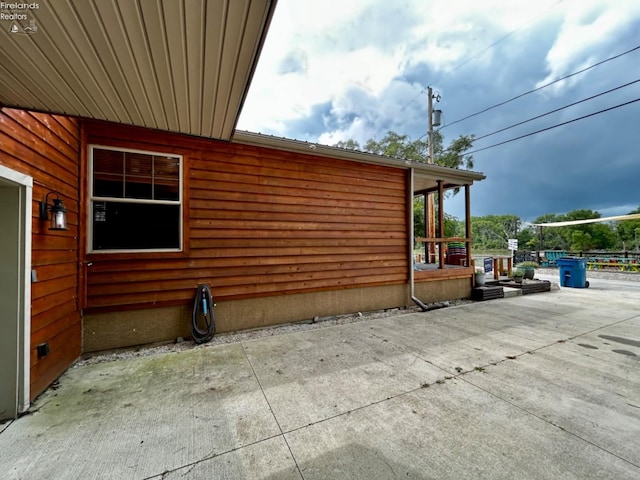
[49,198,69,230]
[40,192,69,231]
[49,198,68,230]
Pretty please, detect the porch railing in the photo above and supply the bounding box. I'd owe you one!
[415,236,472,268]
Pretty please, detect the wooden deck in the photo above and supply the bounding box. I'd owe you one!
[414,263,473,281]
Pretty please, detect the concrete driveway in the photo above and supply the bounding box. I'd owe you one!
[2,274,639,479]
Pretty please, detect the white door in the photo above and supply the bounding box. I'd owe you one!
[0,166,32,421]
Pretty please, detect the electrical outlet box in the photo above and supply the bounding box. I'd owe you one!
[37,343,50,358]
[31,269,38,282]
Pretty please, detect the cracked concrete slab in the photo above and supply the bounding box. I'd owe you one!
[1,274,639,479]
[242,323,447,432]
[464,331,640,467]
[286,379,639,479]
[149,437,300,480]
[1,344,280,479]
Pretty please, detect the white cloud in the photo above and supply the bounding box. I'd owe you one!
[536,0,640,94]
[318,117,370,146]
[237,0,640,220]
[406,0,562,70]
[240,0,569,135]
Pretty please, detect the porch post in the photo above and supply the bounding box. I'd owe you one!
[438,180,445,269]
[422,193,428,262]
[465,184,472,268]
[408,169,415,289]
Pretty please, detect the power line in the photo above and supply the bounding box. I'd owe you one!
[392,1,564,123]
[433,0,564,85]
[463,97,640,156]
[396,88,427,119]
[473,78,640,142]
[439,44,640,130]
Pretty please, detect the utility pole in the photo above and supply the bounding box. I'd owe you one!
[427,87,440,262]
[427,86,435,164]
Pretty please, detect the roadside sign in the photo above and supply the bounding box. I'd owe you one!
[484,257,493,273]
[508,239,518,251]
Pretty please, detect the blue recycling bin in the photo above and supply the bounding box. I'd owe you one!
[557,257,589,288]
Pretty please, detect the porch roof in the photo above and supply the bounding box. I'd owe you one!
[0,0,276,141]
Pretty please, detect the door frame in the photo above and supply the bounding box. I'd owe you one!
[0,164,32,418]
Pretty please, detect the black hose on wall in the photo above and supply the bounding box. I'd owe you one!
[192,284,215,344]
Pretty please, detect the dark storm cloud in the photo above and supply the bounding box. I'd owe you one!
[387,38,637,222]
[398,62,430,91]
[426,17,640,221]
[247,2,640,222]
[286,101,335,140]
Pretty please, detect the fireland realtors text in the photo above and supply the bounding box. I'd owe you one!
[0,2,39,21]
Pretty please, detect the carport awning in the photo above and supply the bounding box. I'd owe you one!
[0,0,277,141]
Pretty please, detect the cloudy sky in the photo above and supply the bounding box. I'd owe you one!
[237,0,640,222]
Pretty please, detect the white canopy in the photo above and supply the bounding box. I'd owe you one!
[532,213,640,227]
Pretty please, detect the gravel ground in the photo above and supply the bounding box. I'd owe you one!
[76,301,471,367]
[75,269,637,367]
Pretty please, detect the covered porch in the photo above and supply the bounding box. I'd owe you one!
[411,166,484,285]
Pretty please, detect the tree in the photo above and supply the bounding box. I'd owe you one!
[570,230,593,251]
[616,206,640,251]
[517,225,537,250]
[339,130,475,170]
[471,218,505,250]
[532,213,568,250]
[364,132,427,162]
[533,210,617,251]
[562,209,616,251]
[471,214,521,250]
[412,196,462,240]
[444,213,464,238]
[437,133,474,171]
[413,195,426,239]
[333,139,361,151]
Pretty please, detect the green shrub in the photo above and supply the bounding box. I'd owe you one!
[516,261,538,269]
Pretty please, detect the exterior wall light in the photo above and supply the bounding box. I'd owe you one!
[39,191,68,231]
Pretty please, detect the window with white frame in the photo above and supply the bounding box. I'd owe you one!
[89,146,182,252]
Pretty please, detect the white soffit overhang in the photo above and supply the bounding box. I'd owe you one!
[0,0,276,141]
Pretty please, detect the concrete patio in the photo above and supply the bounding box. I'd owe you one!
[2,273,639,479]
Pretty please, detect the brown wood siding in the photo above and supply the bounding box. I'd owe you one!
[0,108,81,400]
[85,122,408,312]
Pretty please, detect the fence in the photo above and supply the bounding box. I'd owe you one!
[515,250,640,272]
